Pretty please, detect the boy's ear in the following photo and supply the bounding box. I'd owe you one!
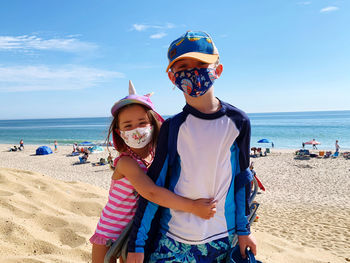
[215,64,223,78]
[168,71,176,84]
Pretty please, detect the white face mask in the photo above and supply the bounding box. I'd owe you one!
[120,125,153,149]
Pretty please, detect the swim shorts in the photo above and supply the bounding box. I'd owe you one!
[148,233,234,263]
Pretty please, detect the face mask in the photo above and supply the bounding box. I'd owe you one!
[120,125,153,149]
[174,67,218,97]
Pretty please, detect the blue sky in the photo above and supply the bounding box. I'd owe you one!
[0,0,349,119]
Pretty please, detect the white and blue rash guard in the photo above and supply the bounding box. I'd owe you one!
[128,100,253,254]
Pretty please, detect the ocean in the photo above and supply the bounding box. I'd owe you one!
[0,111,349,150]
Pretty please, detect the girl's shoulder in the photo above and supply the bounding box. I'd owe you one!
[114,152,147,172]
[113,152,131,167]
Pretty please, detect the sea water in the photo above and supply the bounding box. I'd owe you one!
[0,111,349,150]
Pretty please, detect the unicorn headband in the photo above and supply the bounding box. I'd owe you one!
[110,80,163,122]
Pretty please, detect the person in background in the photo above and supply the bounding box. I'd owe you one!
[107,152,113,164]
[73,143,78,153]
[54,140,58,151]
[335,140,340,153]
[19,139,24,150]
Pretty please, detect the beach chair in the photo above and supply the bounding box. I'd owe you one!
[104,177,261,263]
[343,152,350,159]
[324,151,332,158]
[295,149,310,160]
[331,151,339,158]
[319,151,325,157]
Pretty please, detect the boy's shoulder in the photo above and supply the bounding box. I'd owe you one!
[220,100,250,122]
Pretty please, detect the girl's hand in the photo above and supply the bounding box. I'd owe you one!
[192,198,217,219]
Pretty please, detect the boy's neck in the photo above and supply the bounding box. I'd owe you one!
[184,88,221,114]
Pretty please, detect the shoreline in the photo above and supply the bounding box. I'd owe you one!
[2,142,349,152]
[1,144,349,262]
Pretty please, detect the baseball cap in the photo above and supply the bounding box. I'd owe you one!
[111,80,164,122]
[166,31,219,72]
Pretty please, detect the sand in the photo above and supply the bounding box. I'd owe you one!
[0,144,349,262]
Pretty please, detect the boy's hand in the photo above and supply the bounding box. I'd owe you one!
[126,252,144,263]
[192,198,216,219]
[238,234,257,259]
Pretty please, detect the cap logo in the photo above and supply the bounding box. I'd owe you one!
[175,38,184,46]
[169,48,177,59]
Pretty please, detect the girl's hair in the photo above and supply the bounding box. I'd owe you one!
[106,104,162,153]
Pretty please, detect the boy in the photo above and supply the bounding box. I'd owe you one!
[127,31,256,262]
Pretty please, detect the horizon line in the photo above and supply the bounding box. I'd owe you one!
[1,109,350,121]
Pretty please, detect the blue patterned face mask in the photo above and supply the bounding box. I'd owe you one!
[174,67,218,97]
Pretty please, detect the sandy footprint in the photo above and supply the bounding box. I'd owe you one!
[58,228,86,248]
[34,214,69,232]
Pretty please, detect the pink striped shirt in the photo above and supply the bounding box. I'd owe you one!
[90,153,148,245]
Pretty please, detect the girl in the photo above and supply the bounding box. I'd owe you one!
[90,81,216,263]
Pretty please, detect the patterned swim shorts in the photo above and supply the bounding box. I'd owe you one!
[148,234,234,263]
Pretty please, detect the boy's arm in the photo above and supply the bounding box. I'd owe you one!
[234,115,257,257]
[234,116,253,235]
[117,157,216,219]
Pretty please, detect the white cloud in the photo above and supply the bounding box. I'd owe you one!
[132,24,150,31]
[0,65,124,92]
[0,35,98,52]
[132,23,176,32]
[150,32,167,39]
[297,1,311,5]
[320,6,339,13]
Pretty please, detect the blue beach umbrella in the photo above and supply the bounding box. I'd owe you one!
[78,141,95,146]
[257,138,271,143]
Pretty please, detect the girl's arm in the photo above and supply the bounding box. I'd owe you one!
[116,156,216,220]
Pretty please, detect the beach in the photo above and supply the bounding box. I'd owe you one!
[0,144,349,262]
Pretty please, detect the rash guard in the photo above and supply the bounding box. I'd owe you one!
[128,99,253,254]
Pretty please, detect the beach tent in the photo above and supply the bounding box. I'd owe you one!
[257,138,271,143]
[78,141,95,146]
[36,146,53,155]
[90,145,104,153]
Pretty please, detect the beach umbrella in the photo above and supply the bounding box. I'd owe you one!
[257,138,271,143]
[304,140,321,145]
[78,141,95,146]
[36,146,53,155]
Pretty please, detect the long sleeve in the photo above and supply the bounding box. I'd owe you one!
[234,115,253,235]
[128,119,170,253]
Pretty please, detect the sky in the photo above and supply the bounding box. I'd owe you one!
[0,0,349,119]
